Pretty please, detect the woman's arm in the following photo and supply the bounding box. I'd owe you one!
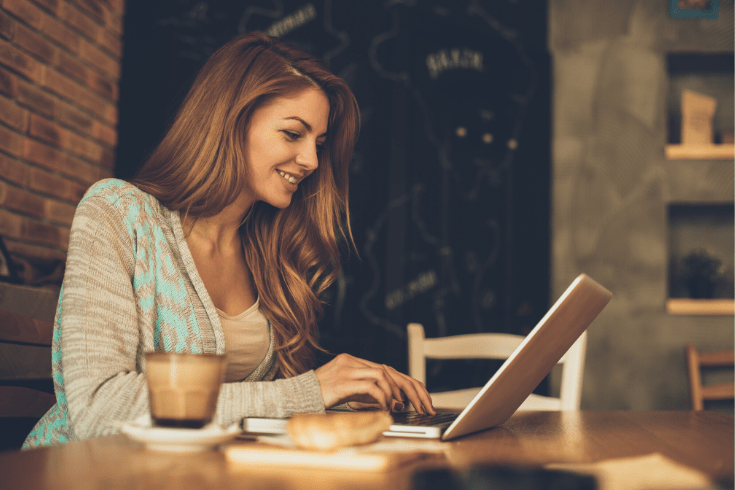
[217,370,324,426]
[60,195,149,439]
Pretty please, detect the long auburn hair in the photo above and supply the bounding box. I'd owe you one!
[132,33,359,378]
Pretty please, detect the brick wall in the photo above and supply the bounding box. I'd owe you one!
[0,0,123,279]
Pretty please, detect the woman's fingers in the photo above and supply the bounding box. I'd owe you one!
[349,358,404,402]
[381,365,405,402]
[381,365,435,415]
[315,354,393,409]
[314,353,435,414]
[352,380,392,409]
[400,380,435,415]
[360,368,394,407]
[409,381,435,415]
[358,359,434,414]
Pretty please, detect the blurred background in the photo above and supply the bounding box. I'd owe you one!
[0,0,732,414]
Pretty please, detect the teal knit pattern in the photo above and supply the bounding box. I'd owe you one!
[22,291,69,448]
[22,179,325,449]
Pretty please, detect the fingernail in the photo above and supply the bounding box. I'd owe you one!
[393,402,404,412]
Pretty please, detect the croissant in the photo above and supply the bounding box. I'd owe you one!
[287,411,393,451]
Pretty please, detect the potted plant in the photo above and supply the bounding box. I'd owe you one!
[679,249,722,299]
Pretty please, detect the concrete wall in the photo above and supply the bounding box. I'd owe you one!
[549,0,733,410]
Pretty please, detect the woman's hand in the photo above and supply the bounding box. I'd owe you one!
[314,353,435,415]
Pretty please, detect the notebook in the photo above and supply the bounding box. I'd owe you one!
[241,273,612,441]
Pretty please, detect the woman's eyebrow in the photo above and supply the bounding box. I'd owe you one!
[284,116,327,137]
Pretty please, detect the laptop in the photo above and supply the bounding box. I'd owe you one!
[241,273,612,441]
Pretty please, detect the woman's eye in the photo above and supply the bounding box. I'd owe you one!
[283,130,300,140]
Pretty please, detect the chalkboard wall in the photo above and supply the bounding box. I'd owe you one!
[117,0,550,392]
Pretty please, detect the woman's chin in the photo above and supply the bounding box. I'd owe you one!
[265,196,293,209]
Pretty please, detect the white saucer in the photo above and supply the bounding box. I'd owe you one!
[120,415,240,452]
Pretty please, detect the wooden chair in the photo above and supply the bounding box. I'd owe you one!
[407,323,587,410]
[0,283,58,450]
[685,343,734,411]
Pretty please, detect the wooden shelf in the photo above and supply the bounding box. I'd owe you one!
[665,144,734,160]
[666,298,735,315]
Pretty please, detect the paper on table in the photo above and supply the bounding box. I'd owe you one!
[254,433,447,453]
[547,453,712,490]
[225,436,446,472]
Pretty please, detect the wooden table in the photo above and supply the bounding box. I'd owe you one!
[1,411,732,490]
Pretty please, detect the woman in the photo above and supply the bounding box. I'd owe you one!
[23,33,433,449]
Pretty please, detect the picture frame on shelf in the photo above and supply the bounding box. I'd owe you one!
[669,0,720,19]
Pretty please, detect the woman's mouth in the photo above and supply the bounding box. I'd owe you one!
[278,170,298,184]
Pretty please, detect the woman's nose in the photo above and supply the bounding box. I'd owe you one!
[296,143,320,171]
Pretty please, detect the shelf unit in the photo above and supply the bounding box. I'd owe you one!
[664,54,734,316]
[666,299,735,316]
[665,144,734,160]
[666,203,734,316]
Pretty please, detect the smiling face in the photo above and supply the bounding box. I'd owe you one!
[241,88,330,210]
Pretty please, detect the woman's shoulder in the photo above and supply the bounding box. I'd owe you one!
[81,178,152,204]
[75,179,183,245]
[79,179,165,220]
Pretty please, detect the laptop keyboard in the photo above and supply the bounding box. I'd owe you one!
[390,411,459,427]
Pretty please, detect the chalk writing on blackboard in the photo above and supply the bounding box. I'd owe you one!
[263,3,317,38]
[368,5,409,83]
[354,0,543,339]
[359,186,433,338]
[236,1,284,35]
[157,1,220,61]
[425,48,484,79]
[369,0,538,193]
[235,0,349,71]
[321,0,350,68]
[385,270,438,310]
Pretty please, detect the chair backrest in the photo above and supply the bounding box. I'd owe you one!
[685,343,734,411]
[0,308,56,419]
[407,323,587,411]
[0,283,58,451]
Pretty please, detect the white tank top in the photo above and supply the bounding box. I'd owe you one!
[216,297,269,382]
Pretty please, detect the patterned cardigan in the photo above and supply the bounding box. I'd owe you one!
[23,179,325,449]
